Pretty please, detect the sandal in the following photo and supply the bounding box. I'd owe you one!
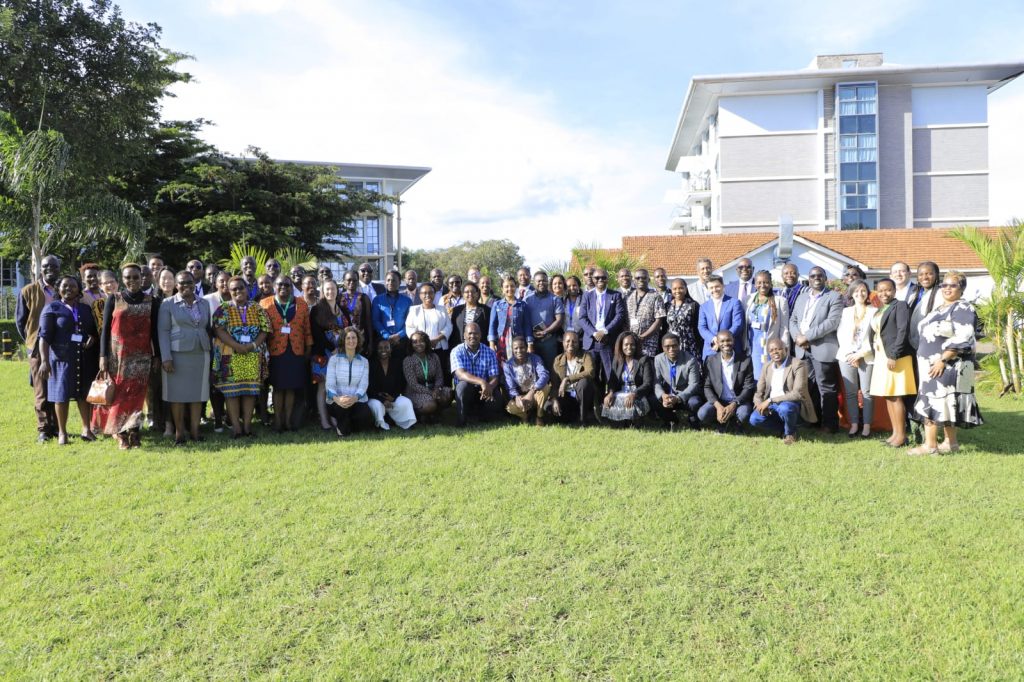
[906,445,939,456]
[937,441,960,454]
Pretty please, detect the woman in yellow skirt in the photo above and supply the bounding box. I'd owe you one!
[869,278,916,447]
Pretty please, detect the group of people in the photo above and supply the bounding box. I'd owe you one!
[15,252,983,455]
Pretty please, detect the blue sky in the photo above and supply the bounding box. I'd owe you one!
[120,0,1024,264]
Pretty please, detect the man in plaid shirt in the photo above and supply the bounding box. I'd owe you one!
[451,322,504,426]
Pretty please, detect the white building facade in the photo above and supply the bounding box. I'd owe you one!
[664,53,1024,234]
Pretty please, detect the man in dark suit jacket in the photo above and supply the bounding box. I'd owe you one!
[357,262,386,299]
[698,331,755,432]
[577,267,625,384]
[15,253,62,441]
[723,258,755,313]
[651,332,703,429]
[788,266,844,432]
[697,275,745,360]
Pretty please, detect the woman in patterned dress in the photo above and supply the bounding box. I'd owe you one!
[98,264,159,449]
[908,271,984,455]
[665,278,702,362]
[402,330,452,420]
[601,331,653,426]
[212,276,270,438]
[746,270,790,382]
[338,269,374,355]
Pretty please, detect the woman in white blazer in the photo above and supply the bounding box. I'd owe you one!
[746,270,790,382]
[836,279,875,438]
[405,282,453,379]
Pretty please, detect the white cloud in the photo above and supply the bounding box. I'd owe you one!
[160,0,675,265]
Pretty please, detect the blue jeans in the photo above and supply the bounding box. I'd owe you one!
[749,400,801,437]
[697,400,753,429]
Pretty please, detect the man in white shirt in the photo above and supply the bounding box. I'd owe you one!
[725,258,755,312]
[890,261,918,303]
[689,257,714,305]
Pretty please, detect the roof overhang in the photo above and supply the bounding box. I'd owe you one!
[665,60,1024,170]
[277,160,432,194]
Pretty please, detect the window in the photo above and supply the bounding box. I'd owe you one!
[836,83,878,230]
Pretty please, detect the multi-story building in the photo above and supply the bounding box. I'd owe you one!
[291,161,431,277]
[664,53,1024,233]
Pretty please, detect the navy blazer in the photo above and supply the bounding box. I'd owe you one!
[38,301,98,362]
[577,288,626,351]
[697,296,746,360]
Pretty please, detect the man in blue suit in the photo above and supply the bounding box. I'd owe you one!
[697,275,745,360]
[578,267,626,385]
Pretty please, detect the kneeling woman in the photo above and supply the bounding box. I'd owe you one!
[601,331,653,427]
[325,327,375,437]
[402,330,452,421]
[367,339,417,430]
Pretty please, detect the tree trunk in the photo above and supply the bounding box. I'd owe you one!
[1007,312,1022,394]
[998,355,1010,390]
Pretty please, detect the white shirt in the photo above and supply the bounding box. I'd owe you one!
[712,297,723,325]
[770,362,787,399]
[894,283,912,302]
[720,355,736,402]
[800,289,824,334]
[405,305,453,350]
[737,280,751,304]
[358,282,377,299]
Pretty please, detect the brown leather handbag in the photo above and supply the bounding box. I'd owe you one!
[86,373,115,406]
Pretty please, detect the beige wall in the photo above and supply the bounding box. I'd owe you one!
[912,126,988,173]
[878,85,913,228]
[720,179,818,224]
[913,174,988,221]
[719,135,817,178]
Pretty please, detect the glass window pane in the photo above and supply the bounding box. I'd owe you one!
[858,149,876,162]
[858,116,876,133]
[857,85,876,100]
[840,163,857,181]
[839,102,858,116]
[858,134,876,148]
[839,117,858,134]
[838,87,856,101]
[857,101,877,115]
[859,163,876,181]
[865,196,877,209]
[842,182,858,195]
[840,149,858,163]
[860,210,878,228]
[841,210,861,229]
[840,135,858,148]
[865,182,878,195]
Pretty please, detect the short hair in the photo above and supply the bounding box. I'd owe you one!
[533,269,548,278]
[122,262,142,274]
[409,329,432,348]
[890,261,910,273]
[99,269,117,281]
[462,281,480,295]
[175,270,195,284]
[301,274,318,287]
[917,261,940,277]
[697,257,713,268]
[227,275,246,289]
[706,274,724,285]
[565,275,581,288]
[57,274,81,290]
[510,335,528,348]
[79,262,100,274]
[661,332,680,346]
[845,265,866,279]
[945,270,967,290]
[340,325,364,353]
[876,277,896,289]
[418,282,436,296]
[767,337,788,352]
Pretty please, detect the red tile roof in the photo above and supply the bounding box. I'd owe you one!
[577,228,998,276]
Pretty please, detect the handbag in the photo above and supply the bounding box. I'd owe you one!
[86,373,115,406]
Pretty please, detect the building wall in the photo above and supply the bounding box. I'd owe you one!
[913,174,988,223]
[912,127,988,172]
[878,85,914,228]
[719,134,817,178]
[720,179,818,225]
[718,93,819,135]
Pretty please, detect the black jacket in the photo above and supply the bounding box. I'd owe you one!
[703,354,755,405]
[871,300,912,360]
[606,355,654,398]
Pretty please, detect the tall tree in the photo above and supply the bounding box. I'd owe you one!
[0,111,146,274]
[402,239,525,280]
[0,0,190,185]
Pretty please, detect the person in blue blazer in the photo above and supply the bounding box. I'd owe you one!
[697,275,745,360]
[577,267,626,384]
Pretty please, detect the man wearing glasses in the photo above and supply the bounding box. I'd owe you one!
[578,267,626,391]
[788,266,844,433]
[186,260,206,297]
[725,258,755,312]
[357,262,385,299]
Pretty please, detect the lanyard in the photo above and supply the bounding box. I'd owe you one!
[275,298,294,321]
[567,297,576,322]
[346,293,358,314]
[239,304,249,326]
[420,358,429,383]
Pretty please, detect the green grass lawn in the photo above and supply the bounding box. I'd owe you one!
[1,360,1023,679]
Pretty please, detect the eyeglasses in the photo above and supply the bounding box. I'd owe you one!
[228,287,245,293]
[737,265,753,270]
[808,274,825,279]
[275,283,290,288]
[940,283,960,289]
[593,275,607,281]
[359,268,372,273]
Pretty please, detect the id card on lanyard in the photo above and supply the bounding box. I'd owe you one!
[68,304,84,343]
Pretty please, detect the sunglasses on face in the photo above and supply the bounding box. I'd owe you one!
[737,265,753,270]
[940,283,960,289]
[593,275,607,281]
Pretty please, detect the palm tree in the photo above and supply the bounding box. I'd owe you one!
[0,112,145,277]
[951,224,1024,395]
[218,241,318,277]
[567,241,647,291]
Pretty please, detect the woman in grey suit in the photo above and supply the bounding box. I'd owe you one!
[158,271,213,445]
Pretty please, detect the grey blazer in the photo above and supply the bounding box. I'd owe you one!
[158,294,212,361]
[652,351,702,402]
[788,289,843,362]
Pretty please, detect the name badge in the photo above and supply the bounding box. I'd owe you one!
[387,320,396,328]
[751,321,762,330]
[281,325,291,334]
[70,333,84,343]
[239,334,252,343]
